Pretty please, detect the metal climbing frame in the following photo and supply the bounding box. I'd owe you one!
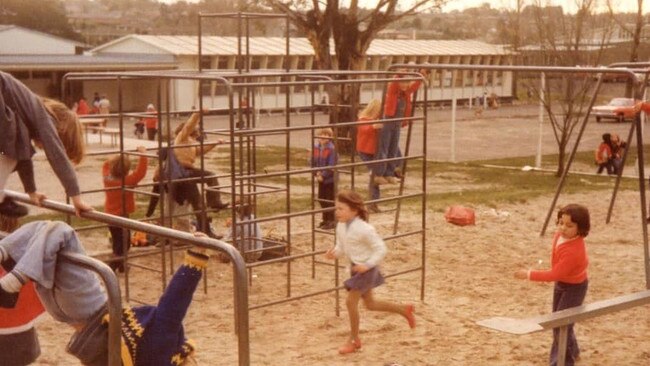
[391,63,650,289]
[4,190,251,366]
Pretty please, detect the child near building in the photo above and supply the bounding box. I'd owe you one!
[312,128,338,230]
[325,190,415,355]
[0,220,208,366]
[514,204,590,366]
[0,71,91,218]
[142,103,158,141]
[102,146,148,272]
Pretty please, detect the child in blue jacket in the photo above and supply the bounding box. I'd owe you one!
[312,128,338,230]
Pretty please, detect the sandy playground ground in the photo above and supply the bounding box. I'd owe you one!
[11,171,650,365]
[5,105,650,365]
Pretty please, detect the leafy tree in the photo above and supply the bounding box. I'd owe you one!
[0,0,81,41]
[262,0,445,152]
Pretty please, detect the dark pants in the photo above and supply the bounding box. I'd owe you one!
[550,280,588,366]
[108,224,130,271]
[146,127,157,141]
[597,161,614,175]
[0,328,40,366]
[318,181,335,223]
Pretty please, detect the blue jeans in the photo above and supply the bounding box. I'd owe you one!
[357,152,380,200]
[372,120,402,177]
[550,280,588,366]
[1,221,107,324]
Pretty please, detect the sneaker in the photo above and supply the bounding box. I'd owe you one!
[394,168,404,179]
[0,198,28,218]
[373,176,389,185]
[0,285,19,309]
[386,176,397,184]
[317,221,326,228]
[338,338,361,355]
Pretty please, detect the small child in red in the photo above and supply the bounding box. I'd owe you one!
[103,146,148,272]
[515,204,590,366]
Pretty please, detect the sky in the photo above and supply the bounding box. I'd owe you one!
[158,0,645,14]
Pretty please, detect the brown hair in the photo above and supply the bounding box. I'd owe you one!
[336,189,368,222]
[42,98,85,164]
[107,154,132,179]
[557,204,590,237]
[0,215,19,233]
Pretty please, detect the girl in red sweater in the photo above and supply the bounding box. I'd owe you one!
[103,146,148,272]
[515,204,590,366]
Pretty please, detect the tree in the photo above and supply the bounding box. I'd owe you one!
[262,0,444,152]
[607,0,644,97]
[0,0,81,41]
[523,1,614,176]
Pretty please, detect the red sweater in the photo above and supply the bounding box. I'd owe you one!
[0,267,44,333]
[356,117,378,155]
[529,232,588,284]
[383,78,422,121]
[103,156,148,215]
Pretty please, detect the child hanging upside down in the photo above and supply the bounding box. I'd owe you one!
[0,220,208,365]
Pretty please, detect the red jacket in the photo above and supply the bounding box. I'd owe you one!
[142,112,158,129]
[356,117,378,155]
[76,99,90,115]
[0,267,44,333]
[529,232,588,284]
[103,156,148,215]
[383,77,422,122]
[595,142,612,164]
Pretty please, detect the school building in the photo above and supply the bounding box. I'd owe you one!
[0,26,515,112]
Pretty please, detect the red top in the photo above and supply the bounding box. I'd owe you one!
[529,232,588,284]
[383,77,422,123]
[76,99,90,115]
[356,117,378,155]
[103,156,148,215]
[0,267,44,333]
[595,142,612,164]
[142,113,158,129]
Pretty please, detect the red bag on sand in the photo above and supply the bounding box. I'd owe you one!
[444,205,475,226]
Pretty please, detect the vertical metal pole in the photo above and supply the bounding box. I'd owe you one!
[557,326,568,366]
[536,72,545,168]
[606,121,635,223]
[540,75,604,236]
[451,96,457,163]
[635,112,650,288]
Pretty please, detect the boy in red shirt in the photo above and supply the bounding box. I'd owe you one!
[515,204,590,366]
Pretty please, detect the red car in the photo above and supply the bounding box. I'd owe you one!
[592,98,639,123]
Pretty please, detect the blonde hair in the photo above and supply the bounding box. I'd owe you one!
[107,154,132,179]
[42,98,85,164]
[317,127,333,138]
[358,99,382,120]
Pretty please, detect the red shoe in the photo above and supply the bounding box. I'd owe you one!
[338,338,361,354]
[405,304,416,329]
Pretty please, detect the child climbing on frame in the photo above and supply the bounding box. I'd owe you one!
[0,220,210,365]
[0,71,91,217]
[514,204,590,366]
[356,99,383,213]
[325,189,416,355]
[102,146,148,272]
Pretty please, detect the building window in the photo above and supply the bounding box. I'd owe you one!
[200,56,212,70]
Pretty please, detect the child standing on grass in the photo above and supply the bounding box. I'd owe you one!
[514,204,590,366]
[325,190,415,355]
[102,146,148,272]
[595,133,614,175]
[312,128,338,230]
[0,71,91,218]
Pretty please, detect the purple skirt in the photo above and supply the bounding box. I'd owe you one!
[344,266,385,294]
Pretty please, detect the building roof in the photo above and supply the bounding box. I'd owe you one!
[0,53,176,71]
[0,25,86,52]
[92,35,511,57]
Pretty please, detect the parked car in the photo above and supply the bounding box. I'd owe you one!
[592,98,638,123]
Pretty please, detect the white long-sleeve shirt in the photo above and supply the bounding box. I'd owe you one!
[333,217,386,267]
